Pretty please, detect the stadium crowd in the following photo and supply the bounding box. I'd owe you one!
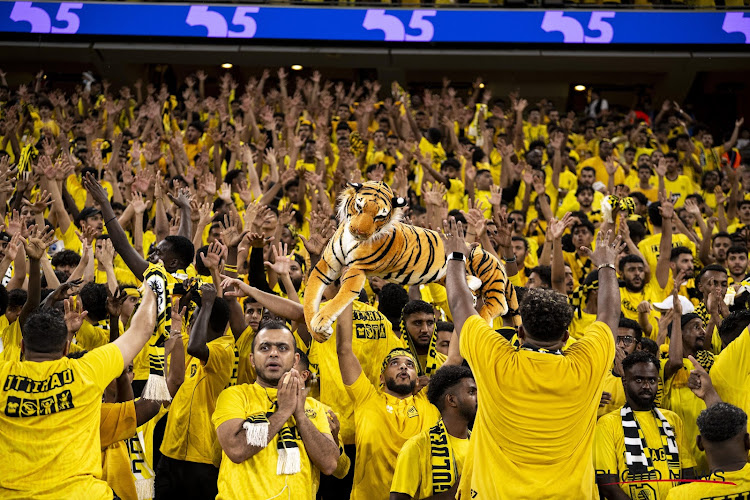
[0,67,749,500]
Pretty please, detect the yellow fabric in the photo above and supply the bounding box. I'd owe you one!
[308,300,404,446]
[578,156,626,185]
[659,357,708,475]
[75,320,110,351]
[390,423,469,499]
[458,315,614,499]
[346,371,440,500]
[569,310,597,341]
[638,233,696,280]
[0,320,21,362]
[712,327,750,418]
[0,343,124,499]
[100,402,138,500]
[55,221,82,254]
[212,383,331,500]
[234,326,256,386]
[665,462,750,500]
[100,401,137,448]
[445,178,468,212]
[597,371,626,418]
[663,175,696,208]
[161,334,234,465]
[594,408,695,499]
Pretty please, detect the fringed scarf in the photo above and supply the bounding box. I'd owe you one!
[620,404,680,482]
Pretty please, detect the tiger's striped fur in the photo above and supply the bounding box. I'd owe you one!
[303,181,519,342]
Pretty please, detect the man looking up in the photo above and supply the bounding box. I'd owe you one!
[213,320,339,499]
[337,301,440,500]
[442,218,623,499]
[595,350,695,500]
[666,403,750,499]
[390,365,477,500]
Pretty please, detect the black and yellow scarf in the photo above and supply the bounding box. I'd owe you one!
[428,419,467,495]
[620,404,680,482]
[242,400,301,475]
[400,314,440,377]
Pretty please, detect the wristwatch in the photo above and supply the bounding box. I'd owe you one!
[448,251,466,262]
[598,263,616,271]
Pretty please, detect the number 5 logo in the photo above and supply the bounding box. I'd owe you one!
[363,9,436,42]
[185,5,259,38]
[10,2,82,34]
[541,11,615,44]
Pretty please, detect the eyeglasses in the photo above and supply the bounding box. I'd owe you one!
[616,336,636,346]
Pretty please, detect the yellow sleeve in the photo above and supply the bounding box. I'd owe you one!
[593,413,620,479]
[75,320,109,351]
[711,327,749,396]
[212,385,246,429]
[564,321,615,380]
[672,413,696,469]
[390,433,426,497]
[307,400,332,436]
[76,343,125,392]
[205,336,234,376]
[344,370,376,407]
[100,401,137,449]
[459,315,513,372]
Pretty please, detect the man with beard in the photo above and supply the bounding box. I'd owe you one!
[664,247,699,306]
[336,301,440,500]
[703,232,732,268]
[400,300,438,374]
[618,251,670,335]
[726,245,748,287]
[390,365,477,500]
[563,218,596,286]
[595,351,695,500]
[213,320,339,499]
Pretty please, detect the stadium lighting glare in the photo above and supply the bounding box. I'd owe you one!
[291,64,303,71]
[478,83,485,89]
[574,84,586,92]
[221,63,233,69]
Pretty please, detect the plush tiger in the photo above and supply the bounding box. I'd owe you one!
[303,181,519,342]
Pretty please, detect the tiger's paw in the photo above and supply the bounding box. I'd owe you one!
[310,313,334,343]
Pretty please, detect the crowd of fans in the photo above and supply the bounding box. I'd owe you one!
[0,66,749,500]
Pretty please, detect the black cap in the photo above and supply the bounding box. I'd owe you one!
[77,206,101,224]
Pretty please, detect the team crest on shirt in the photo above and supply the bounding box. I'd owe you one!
[305,408,317,419]
[407,406,419,418]
[386,405,394,414]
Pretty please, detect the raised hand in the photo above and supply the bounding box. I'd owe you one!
[105,287,127,318]
[24,225,55,260]
[579,230,624,268]
[548,212,574,240]
[440,217,470,256]
[96,238,116,269]
[82,172,111,206]
[219,274,253,298]
[264,242,292,275]
[168,187,192,210]
[200,240,226,271]
[64,297,88,334]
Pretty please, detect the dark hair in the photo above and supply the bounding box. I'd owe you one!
[665,152,679,161]
[436,321,454,333]
[164,236,195,270]
[188,120,205,134]
[697,403,748,443]
[426,365,474,411]
[194,245,211,276]
[528,266,552,288]
[713,231,732,243]
[621,350,659,375]
[0,284,7,316]
[7,289,27,309]
[727,245,748,258]
[618,318,643,339]
[447,210,466,225]
[442,158,461,171]
[402,300,434,319]
[581,166,597,177]
[648,201,663,228]
[208,297,230,335]
[519,288,573,341]
[252,319,295,352]
[51,250,81,268]
[511,235,529,251]
[224,169,244,185]
[79,282,108,322]
[378,284,409,324]
[718,310,750,347]
[572,219,595,236]
[696,264,728,285]
[638,337,659,357]
[576,185,594,197]
[22,308,68,353]
[629,192,648,206]
[670,246,693,262]
[296,348,310,373]
[619,254,645,272]
[626,220,647,242]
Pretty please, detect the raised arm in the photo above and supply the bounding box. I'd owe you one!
[186,283,216,363]
[335,300,362,386]
[19,226,56,327]
[220,275,304,323]
[441,218,477,343]
[82,172,149,280]
[581,229,624,337]
[112,284,157,367]
[655,196,675,289]
[664,283,685,381]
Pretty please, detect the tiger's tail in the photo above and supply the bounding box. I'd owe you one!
[467,246,520,326]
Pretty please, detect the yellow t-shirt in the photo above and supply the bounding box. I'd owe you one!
[663,175,696,208]
[711,327,750,419]
[594,408,696,500]
[458,315,614,499]
[346,371,440,500]
[0,343,124,499]
[578,156,626,186]
[75,320,110,351]
[390,422,469,499]
[597,370,626,418]
[212,383,332,500]
[308,300,404,446]
[569,310,597,341]
[100,401,138,500]
[445,178,468,212]
[638,233,696,281]
[665,462,750,500]
[0,319,21,362]
[659,357,709,475]
[161,334,234,465]
[234,326,256,386]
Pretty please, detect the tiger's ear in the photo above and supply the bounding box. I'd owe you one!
[392,196,408,208]
[348,182,363,191]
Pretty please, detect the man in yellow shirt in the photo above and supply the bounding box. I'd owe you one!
[0,272,156,499]
[578,140,626,185]
[420,157,467,212]
[595,350,696,500]
[336,301,440,500]
[661,153,695,208]
[442,218,621,499]
[213,320,339,500]
[666,403,750,500]
[390,365,476,500]
[156,283,234,499]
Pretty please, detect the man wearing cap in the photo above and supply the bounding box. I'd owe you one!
[336,301,440,500]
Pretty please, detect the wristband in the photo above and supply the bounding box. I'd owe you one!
[105,216,117,225]
[598,263,616,272]
[503,255,517,263]
[448,251,466,262]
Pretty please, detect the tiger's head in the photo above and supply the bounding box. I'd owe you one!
[338,182,407,241]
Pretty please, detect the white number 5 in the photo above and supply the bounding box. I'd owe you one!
[584,12,615,44]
